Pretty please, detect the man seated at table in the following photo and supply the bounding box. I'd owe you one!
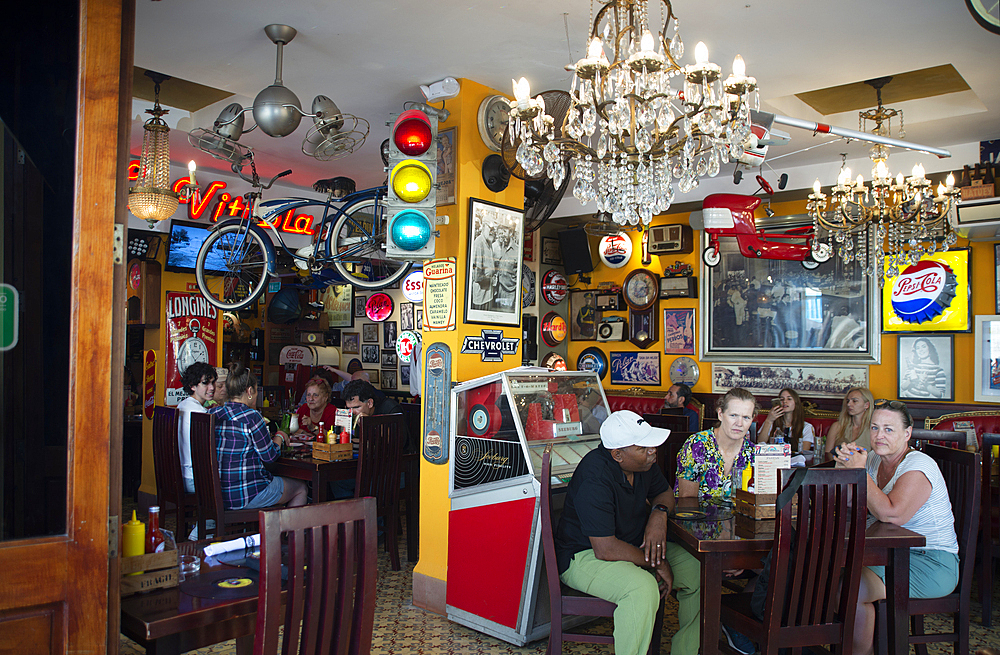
[661,383,698,432]
[555,410,701,655]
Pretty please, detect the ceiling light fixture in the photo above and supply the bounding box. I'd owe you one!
[507,0,759,226]
[129,71,181,227]
[807,77,959,285]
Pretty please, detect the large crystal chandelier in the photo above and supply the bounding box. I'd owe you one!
[129,72,179,227]
[507,0,759,226]
[807,77,959,286]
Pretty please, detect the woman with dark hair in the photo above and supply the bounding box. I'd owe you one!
[900,337,947,399]
[209,363,308,510]
[178,362,216,494]
[825,386,875,457]
[836,400,958,655]
[756,388,816,452]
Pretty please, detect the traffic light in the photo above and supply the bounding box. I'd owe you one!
[385,109,437,259]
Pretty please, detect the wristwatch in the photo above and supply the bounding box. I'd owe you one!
[652,503,671,514]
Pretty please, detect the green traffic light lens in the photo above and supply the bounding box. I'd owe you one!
[391,210,432,251]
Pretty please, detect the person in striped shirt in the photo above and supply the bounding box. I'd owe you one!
[899,337,948,399]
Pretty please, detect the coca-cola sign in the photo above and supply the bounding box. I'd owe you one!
[890,260,957,324]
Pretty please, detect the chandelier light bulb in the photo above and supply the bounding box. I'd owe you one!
[588,36,604,58]
[912,163,924,179]
[856,174,865,189]
[694,41,709,65]
[813,179,822,195]
[946,172,955,187]
[937,183,947,197]
[640,30,655,53]
[896,172,905,186]
[513,77,531,103]
[732,54,745,77]
[874,160,887,179]
[839,167,851,186]
[187,160,197,187]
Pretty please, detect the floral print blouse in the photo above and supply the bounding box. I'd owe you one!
[674,429,755,501]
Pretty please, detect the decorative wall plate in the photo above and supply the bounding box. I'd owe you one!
[521,264,536,308]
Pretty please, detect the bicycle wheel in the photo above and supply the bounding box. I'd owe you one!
[195,222,271,311]
[326,197,412,290]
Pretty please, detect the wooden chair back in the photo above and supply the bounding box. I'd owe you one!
[762,468,868,648]
[355,413,406,570]
[189,412,258,538]
[655,431,693,488]
[981,433,1000,627]
[151,406,195,539]
[254,498,378,655]
[910,428,967,449]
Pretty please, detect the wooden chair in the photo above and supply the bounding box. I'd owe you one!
[981,433,1000,627]
[910,428,967,448]
[719,467,868,655]
[189,412,259,538]
[151,406,197,541]
[354,413,406,570]
[876,444,981,655]
[539,445,664,655]
[254,498,377,655]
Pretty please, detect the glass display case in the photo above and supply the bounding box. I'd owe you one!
[446,368,609,645]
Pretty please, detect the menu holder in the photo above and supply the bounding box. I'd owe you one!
[120,550,179,596]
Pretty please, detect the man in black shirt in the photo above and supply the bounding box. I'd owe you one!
[555,410,701,655]
[342,379,412,453]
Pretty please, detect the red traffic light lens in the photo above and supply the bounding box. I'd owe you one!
[392,110,432,156]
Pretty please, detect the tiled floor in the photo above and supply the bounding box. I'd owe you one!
[120,503,1000,654]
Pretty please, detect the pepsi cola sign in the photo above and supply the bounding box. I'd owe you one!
[890,260,957,324]
[599,232,633,269]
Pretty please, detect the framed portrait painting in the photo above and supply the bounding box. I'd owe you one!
[897,335,954,401]
[464,198,524,327]
[383,321,397,347]
[354,295,366,318]
[569,290,601,340]
[400,302,414,331]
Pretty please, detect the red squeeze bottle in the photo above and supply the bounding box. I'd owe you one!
[145,505,165,553]
[340,428,350,444]
[317,422,325,442]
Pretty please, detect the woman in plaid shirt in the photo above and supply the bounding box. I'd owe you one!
[209,363,308,510]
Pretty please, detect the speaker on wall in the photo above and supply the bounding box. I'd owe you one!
[557,228,594,274]
[522,314,538,363]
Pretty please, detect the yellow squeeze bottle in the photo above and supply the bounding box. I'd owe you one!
[741,466,752,492]
[123,510,146,575]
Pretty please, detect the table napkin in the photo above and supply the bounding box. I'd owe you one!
[203,534,260,557]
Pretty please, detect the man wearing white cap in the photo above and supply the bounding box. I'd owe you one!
[555,410,700,655]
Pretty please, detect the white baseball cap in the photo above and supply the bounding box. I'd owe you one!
[600,410,671,450]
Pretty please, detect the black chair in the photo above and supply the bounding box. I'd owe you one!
[255,498,377,655]
[151,406,197,540]
[910,428,968,448]
[981,433,1000,627]
[719,467,868,655]
[539,445,664,655]
[354,413,406,570]
[189,412,259,538]
[876,444,981,655]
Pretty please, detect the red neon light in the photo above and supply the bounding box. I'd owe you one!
[189,181,227,220]
[128,161,140,181]
[172,177,193,202]
[226,195,247,217]
[283,212,315,235]
[211,193,231,222]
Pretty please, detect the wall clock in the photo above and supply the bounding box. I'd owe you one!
[623,268,659,311]
[669,356,700,385]
[628,303,658,349]
[966,0,1000,34]
[477,94,510,152]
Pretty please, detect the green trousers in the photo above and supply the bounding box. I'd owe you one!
[560,543,701,655]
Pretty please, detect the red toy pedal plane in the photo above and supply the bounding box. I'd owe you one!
[697,193,831,270]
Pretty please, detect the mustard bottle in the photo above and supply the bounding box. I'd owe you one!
[741,466,753,492]
[122,510,145,575]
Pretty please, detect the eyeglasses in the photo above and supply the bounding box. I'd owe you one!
[874,399,907,410]
[305,393,324,400]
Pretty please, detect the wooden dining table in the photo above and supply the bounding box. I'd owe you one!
[668,500,925,655]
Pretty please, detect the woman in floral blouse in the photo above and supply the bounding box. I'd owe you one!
[675,387,757,501]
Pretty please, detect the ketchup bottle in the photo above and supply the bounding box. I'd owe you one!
[145,505,166,553]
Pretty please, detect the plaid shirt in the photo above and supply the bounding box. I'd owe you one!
[209,402,279,510]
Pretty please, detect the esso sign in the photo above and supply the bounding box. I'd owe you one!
[402,270,424,302]
[890,260,955,324]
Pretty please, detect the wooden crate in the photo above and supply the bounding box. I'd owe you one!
[735,512,775,538]
[960,181,996,201]
[312,441,353,462]
[734,488,798,520]
[120,550,178,596]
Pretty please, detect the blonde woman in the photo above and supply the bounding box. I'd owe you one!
[824,387,874,457]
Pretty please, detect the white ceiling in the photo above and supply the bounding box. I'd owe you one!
[133,0,1000,215]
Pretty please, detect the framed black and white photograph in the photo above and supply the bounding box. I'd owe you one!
[712,364,869,398]
[362,323,379,343]
[400,302,415,331]
[400,364,410,388]
[699,226,879,364]
[381,369,397,390]
[354,295,366,319]
[416,309,423,331]
[542,237,562,266]
[325,329,341,347]
[464,197,524,327]
[383,321,397,347]
[569,290,601,340]
[361,344,379,364]
[898,335,954,401]
[436,127,456,206]
[365,369,379,386]
[342,332,360,355]
[381,349,398,369]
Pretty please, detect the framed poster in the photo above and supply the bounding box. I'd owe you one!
[663,308,696,355]
[400,363,411,387]
[362,324,379,343]
[366,369,379,385]
[974,315,1000,404]
[542,237,562,266]
[996,244,1000,314]
[400,302,415,331]
[423,258,457,331]
[322,284,354,328]
[354,295,366,318]
[898,335,954,401]
[569,290,600,340]
[164,291,220,406]
[436,127,456,206]
[881,249,971,333]
[465,198,524,326]
[381,349,398,369]
[381,369,398,390]
[711,363,868,398]
[342,332,360,355]
[383,321,397,347]
[699,227,879,364]
[609,351,660,386]
[361,344,379,364]
[523,230,535,262]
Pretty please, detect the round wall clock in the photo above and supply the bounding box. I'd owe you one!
[521,264,536,308]
[623,269,659,311]
[541,270,568,305]
[669,356,700,385]
[477,94,510,152]
[576,346,608,380]
[541,311,567,346]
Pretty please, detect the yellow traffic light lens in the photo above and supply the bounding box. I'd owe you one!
[390,160,432,203]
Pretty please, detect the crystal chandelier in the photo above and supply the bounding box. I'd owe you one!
[807,77,959,286]
[128,72,179,227]
[507,0,759,226]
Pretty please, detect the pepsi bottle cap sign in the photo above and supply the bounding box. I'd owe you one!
[890,260,957,324]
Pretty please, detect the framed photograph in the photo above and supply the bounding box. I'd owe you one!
[898,335,954,401]
[381,369,398,390]
[365,369,379,386]
[609,352,660,386]
[400,302,415,331]
[569,290,601,340]
[400,363,410,388]
[464,198,524,327]
[881,249,971,333]
[542,237,562,266]
[361,344,379,364]
[416,309,423,331]
[663,308,696,354]
[354,295,366,318]
[362,324,379,343]
[436,127,456,206]
[712,364,868,398]
[381,349,398,369]
[699,226,880,364]
[383,321,397,347]
[523,231,535,262]
[342,332,360,355]
[325,329,341,347]
[322,284,354,328]
[974,315,1000,404]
